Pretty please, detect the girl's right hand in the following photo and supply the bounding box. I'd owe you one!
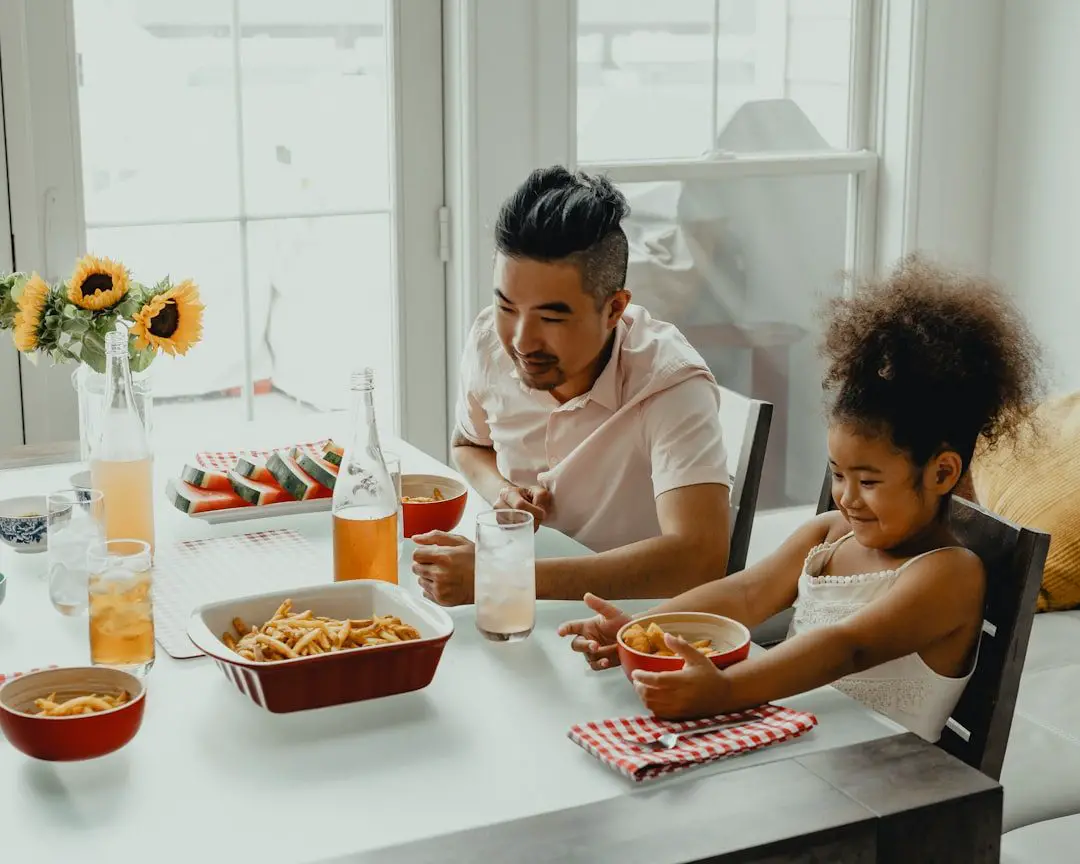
[557,593,631,670]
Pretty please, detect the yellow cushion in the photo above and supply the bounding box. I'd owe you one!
[971,392,1080,612]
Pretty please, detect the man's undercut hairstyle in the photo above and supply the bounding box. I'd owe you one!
[495,166,630,307]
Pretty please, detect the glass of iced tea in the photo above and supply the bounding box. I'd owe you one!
[86,539,155,676]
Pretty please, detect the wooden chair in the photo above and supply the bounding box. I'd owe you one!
[717,385,773,574]
[814,468,1050,780]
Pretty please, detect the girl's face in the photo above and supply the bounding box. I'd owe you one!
[827,423,962,550]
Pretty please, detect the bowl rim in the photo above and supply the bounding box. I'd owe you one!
[0,666,146,719]
[187,579,456,668]
[616,611,751,661]
[0,495,49,522]
[400,473,468,504]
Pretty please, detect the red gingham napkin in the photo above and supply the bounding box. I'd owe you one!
[0,666,59,687]
[568,704,817,783]
[195,440,330,473]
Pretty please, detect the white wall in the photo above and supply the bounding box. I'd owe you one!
[992,0,1080,393]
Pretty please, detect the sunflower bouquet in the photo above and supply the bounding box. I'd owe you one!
[0,254,204,373]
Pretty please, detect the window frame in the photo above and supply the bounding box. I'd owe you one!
[0,0,449,458]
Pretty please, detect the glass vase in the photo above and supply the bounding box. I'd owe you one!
[72,364,154,463]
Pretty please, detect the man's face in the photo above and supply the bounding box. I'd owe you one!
[493,254,626,395]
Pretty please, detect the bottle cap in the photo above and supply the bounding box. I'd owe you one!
[105,329,128,357]
[350,368,375,390]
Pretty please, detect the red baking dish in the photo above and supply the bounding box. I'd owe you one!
[187,580,454,713]
[616,612,751,682]
[0,666,146,761]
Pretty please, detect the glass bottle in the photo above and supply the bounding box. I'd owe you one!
[90,327,156,556]
[332,368,399,583]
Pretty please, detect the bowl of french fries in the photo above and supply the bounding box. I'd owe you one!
[400,473,468,538]
[615,612,751,681]
[187,579,455,713]
[0,666,146,761]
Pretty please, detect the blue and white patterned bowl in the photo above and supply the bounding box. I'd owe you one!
[0,496,49,554]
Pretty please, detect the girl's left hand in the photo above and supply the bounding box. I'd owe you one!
[631,633,734,720]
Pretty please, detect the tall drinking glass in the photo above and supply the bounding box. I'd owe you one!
[475,510,536,642]
[87,539,155,676]
[47,489,105,616]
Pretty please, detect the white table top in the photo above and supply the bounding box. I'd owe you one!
[0,431,899,864]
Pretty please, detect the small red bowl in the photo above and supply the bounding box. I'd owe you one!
[401,474,468,538]
[0,666,146,761]
[616,612,751,681]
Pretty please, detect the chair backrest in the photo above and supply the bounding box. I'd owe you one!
[718,385,773,574]
[814,468,1050,779]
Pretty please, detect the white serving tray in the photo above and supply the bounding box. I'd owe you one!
[190,498,332,525]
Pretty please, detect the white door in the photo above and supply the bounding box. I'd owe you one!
[0,0,447,457]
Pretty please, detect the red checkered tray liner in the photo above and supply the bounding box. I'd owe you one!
[568,704,817,783]
[195,440,330,474]
[0,667,59,687]
[152,529,326,660]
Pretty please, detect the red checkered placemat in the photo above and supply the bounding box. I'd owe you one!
[153,529,328,660]
[195,440,330,473]
[568,704,817,783]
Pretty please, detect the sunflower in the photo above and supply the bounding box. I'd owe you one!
[67,254,129,311]
[130,279,204,356]
[12,273,50,352]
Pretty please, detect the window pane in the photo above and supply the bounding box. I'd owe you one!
[85,222,248,445]
[73,0,400,440]
[238,0,390,215]
[577,0,855,161]
[618,173,850,508]
[245,214,395,432]
[74,0,240,224]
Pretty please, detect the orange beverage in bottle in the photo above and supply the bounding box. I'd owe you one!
[333,509,398,583]
[87,539,155,675]
[91,456,156,554]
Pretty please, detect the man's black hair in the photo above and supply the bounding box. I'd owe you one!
[494,166,630,306]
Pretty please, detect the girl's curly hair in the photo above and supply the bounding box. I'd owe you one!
[820,254,1043,472]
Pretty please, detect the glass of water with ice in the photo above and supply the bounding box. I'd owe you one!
[475,509,535,642]
[47,489,105,616]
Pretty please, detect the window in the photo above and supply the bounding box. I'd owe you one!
[1,0,446,455]
[574,0,875,508]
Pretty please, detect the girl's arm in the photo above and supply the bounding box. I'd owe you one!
[647,512,838,628]
[717,546,986,710]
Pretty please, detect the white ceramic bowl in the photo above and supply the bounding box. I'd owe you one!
[0,496,49,554]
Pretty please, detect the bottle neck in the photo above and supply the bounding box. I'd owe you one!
[103,350,138,413]
[349,386,382,457]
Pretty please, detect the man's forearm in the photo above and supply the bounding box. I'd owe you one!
[536,533,725,601]
[450,440,507,505]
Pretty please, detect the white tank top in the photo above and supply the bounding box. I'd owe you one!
[786,532,977,743]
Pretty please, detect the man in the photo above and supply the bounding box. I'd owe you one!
[412,166,731,605]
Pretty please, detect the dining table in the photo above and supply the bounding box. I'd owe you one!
[0,417,1002,863]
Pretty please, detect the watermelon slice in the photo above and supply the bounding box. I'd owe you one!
[266,449,332,501]
[180,463,233,492]
[296,450,339,492]
[233,453,275,484]
[323,439,344,467]
[167,478,250,514]
[228,470,291,506]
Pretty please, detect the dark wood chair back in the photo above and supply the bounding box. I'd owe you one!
[718,385,773,574]
[815,469,1050,779]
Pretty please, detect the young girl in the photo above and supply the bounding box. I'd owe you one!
[558,256,1042,742]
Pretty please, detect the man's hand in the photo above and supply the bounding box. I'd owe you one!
[557,593,632,670]
[630,633,732,719]
[411,532,476,606]
[496,484,552,531]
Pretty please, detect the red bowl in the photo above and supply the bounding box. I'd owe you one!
[0,667,146,761]
[401,474,468,538]
[616,612,751,681]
